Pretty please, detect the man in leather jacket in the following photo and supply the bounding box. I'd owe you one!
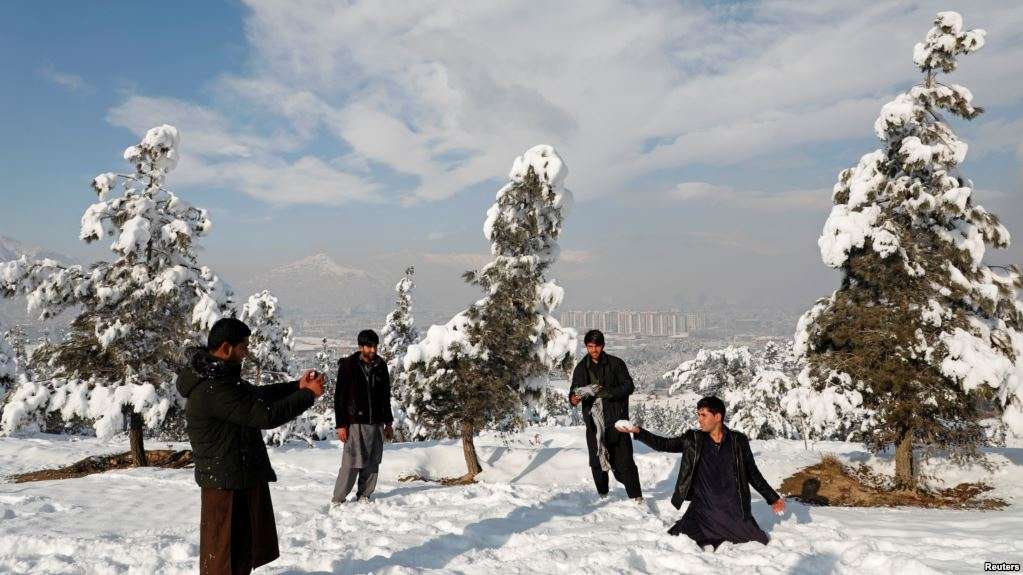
[619,396,785,549]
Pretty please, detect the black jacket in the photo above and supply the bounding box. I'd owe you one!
[569,352,635,431]
[176,347,315,490]
[334,352,393,427]
[636,427,780,518]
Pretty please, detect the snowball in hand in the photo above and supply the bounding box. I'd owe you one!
[614,420,636,432]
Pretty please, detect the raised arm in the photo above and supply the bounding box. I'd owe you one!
[635,428,690,453]
[207,383,314,430]
[253,379,301,403]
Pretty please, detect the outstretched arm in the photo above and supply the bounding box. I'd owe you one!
[635,428,689,453]
[207,384,315,430]
[253,379,301,403]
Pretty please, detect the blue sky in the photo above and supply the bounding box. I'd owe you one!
[2,1,1022,312]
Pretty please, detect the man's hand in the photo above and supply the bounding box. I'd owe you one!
[337,426,349,443]
[384,424,394,441]
[569,393,581,406]
[615,422,641,434]
[299,370,325,398]
[771,498,786,514]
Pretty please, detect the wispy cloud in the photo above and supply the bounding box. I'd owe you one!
[38,64,89,92]
[103,1,1023,209]
[560,249,595,264]
[668,182,831,212]
[423,253,490,269]
[106,95,382,205]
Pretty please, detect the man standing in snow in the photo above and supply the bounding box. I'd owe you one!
[569,329,643,501]
[332,329,394,506]
[177,317,325,575]
[619,396,786,549]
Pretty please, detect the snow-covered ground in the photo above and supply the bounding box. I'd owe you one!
[1,428,1021,574]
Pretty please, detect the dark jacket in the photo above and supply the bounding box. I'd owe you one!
[334,352,393,428]
[176,347,315,490]
[636,427,780,518]
[569,352,635,430]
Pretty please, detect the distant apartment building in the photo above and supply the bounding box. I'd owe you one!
[558,310,707,337]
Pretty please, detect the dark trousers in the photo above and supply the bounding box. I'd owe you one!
[586,425,642,498]
[200,483,280,575]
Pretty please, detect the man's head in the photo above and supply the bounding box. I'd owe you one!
[696,396,726,433]
[584,329,605,361]
[357,329,379,361]
[207,318,251,363]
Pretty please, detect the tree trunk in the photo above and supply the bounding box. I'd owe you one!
[129,412,148,467]
[461,420,482,479]
[801,417,809,451]
[894,427,915,489]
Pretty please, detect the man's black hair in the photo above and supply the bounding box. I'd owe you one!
[696,396,726,420]
[207,317,251,351]
[358,329,380,347]
[583,329,605,346]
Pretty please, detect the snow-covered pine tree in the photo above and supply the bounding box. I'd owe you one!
[781,367,872,447]
[380,266,419,378]
[726,369,796,440]
[0,321,17,414]
[796,12,1020,487]
[314,337,338,415]
[664,346,754,396]
[3,324,27,373]
[403,145,578,481]
[0,125,234,465]
[379,267,421,440]
[240,290,294,386]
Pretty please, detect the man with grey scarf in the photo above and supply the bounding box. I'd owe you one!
[569,330,643,502]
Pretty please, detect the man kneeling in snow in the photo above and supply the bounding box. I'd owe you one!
[177,318,325,575]
[618,396,785,550]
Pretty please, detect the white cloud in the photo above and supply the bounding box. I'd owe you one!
[106,95,382,205]
[423,253,490,269]
[560,249,595,264]
[105,1,1023,206]
[970,117,1023,162]
[669,182,831,212]
[38,65,89,92]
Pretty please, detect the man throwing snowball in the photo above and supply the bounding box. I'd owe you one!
[177,317,326,575]
[569,329,643,502]
[617,396,785,550]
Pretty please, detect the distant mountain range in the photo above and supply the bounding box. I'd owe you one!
[0,234,73,264]
[238,253,391,317]
[0,235,470,330]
